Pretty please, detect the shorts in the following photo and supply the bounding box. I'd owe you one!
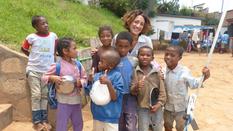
[164,110,185,131]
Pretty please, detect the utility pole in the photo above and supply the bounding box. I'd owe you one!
[221,0,224,13]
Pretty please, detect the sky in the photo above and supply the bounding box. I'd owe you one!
[178,0,233,13]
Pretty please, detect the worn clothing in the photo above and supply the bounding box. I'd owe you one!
[119,110,137,131]
[27,71,48,124]
[85,68,124,124]
[138,107,163,131]
[56,103,83,131]
[93,120,118,131]
[22,32,58,73]
[131,65,166,109]
[129,35,153,57]
[164,110,185,131]
[42,59,87,105]
[116,56,138,94]
[116,54,138,131]
[164,65,201,112]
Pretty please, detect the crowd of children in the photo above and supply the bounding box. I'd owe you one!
[22,13,210,131]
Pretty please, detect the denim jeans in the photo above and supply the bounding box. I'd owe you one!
[32,110,48,124]
[27,71,48,124]
[138,107,163,131]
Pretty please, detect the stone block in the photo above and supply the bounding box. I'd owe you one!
[0,104,13,130]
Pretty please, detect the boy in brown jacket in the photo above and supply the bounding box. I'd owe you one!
[131,46,166,131]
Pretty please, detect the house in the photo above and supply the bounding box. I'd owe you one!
[223,10,233,36]
[79,0,99,5]
[150,14,203,40]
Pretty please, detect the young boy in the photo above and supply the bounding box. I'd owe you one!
[115,31,138,131]
[21,15,58,131]
[163,45,210,131]
[85,49,124,131]
[131,46,166,131]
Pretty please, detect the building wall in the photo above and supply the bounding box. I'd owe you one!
[151,16,202,26]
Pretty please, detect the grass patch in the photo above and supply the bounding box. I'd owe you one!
[0,0,124,51]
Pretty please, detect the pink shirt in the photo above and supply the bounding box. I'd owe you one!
[42,59,87,104]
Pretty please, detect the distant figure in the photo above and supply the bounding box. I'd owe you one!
[21,15,58,131]
[186,36,193,52]
[220,31,229,54]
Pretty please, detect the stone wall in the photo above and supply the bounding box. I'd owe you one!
[0,44,92,122]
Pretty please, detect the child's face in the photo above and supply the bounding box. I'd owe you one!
[35,17,49,34]
[115,39,131,57]
[65,41,78,58]
[98,56,109,71]
[138,48,153,67]
[164,48,181,70]
[99,30,112,47]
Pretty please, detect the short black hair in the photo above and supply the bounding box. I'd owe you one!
[31,15,45,28]
[101,49,120,68]
[57,37,75,57]
[138,46,154,57]
[116,31,133,45]
[98,25,113,37]
[166,45,184,57]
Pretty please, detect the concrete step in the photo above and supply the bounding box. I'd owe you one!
[0,104,13,130]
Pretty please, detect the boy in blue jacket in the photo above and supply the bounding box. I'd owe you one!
[85,49,124,131]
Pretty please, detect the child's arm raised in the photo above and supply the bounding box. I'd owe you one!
[99,70,117,101]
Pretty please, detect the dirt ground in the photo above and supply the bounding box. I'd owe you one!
[4,52,232,131]
[82,52,233,131]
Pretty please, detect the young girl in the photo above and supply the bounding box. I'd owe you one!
[42,37,87,131]
[91,25,115,73]
[131,46,166,131]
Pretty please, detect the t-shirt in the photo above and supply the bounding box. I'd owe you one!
[22,32,58,73]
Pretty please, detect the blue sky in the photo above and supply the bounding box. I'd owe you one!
[178,0,232,12]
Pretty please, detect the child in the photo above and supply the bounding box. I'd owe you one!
[131,46,166,131]
[85,49,124,131]
[21,15,58,131]
[163,45,210,131]
[91,25,115,73]
[42,37,87,131]
[115,31,138,131]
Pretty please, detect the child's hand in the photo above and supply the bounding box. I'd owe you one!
[88,67,95,82]
[76,79,82,88]
[138,76,146,89]
[150,103,161,113]
[99,70,111,85]
[91,48,98,56]
[202,67,210,81]
[50,75,62,85]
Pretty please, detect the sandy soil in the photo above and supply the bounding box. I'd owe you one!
[82,52,233,131]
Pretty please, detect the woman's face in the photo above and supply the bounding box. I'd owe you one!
[129,15,145,36]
